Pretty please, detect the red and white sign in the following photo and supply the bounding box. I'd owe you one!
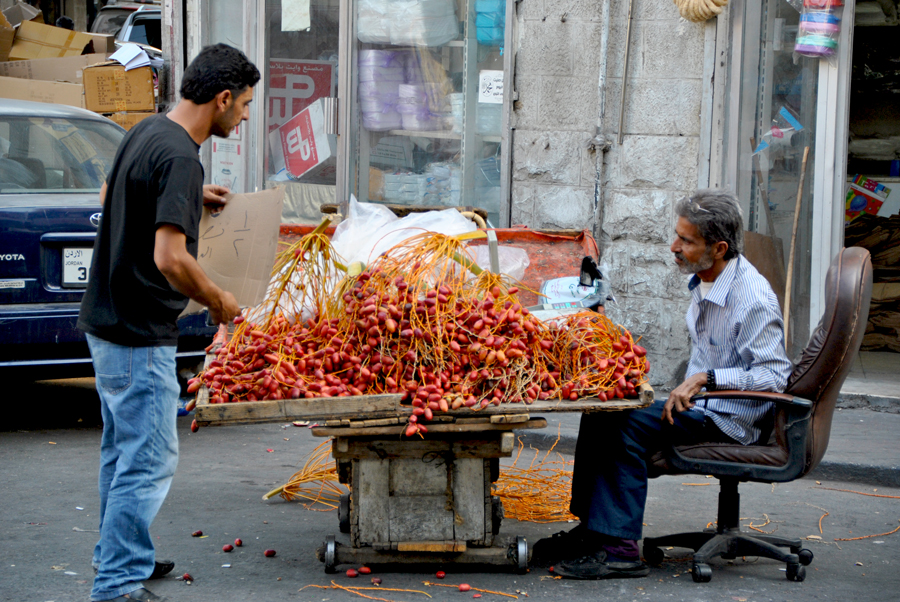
[268,59,334,132]
[269,98,337,183]
[281,108,317,177]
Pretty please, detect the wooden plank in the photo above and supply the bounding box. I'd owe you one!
[195,393,404,426]
[322,543,521,565]
[389,495,455,541]
[356,459,390,544]
[313,417,548,438]
[453,458,486,542]
[489,414,530,424]
[396,542,467,553]
[332,437,513,461]
[197,384,652,426]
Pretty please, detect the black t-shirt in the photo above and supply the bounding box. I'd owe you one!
[77,114,204,347]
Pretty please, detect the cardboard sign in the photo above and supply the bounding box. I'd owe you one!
[181,188,285,317]
[267,58,333,132]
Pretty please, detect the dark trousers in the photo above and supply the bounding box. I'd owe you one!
[569,400,731,541]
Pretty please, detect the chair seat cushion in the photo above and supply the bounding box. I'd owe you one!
[649,443,789,477]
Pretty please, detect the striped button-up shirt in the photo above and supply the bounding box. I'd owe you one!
[685,255,793,445]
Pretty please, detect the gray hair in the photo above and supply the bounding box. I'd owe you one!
[675,189,744,260]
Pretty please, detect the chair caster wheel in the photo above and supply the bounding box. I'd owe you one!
[323,535,337,574]
[643,545,664,567]
[796,548,813,566]
[787,562,806,582]
[692,563,712,583]
[338,494,350,534]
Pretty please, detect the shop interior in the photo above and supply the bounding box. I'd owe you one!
[842,0,900,396]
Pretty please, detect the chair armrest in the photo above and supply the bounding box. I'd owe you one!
[666,390,815,483]
[691,390,812,412]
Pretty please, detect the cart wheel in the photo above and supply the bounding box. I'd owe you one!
[691,563,712,583]
[339,494,350,534]
[323,535,337,574]
[643,545,664,567]
[515,536,528,574]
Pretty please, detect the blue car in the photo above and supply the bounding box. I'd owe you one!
[0,99,215,382]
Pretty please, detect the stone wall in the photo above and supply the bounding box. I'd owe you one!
[511,0,709,387]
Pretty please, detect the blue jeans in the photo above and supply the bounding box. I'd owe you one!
[86,334,180,601]
[569,400,732,541]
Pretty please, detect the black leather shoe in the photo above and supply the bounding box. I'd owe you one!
[93,560,174,579]
[554,550,650,580]
[108,587,169,601]
[149,560,175,579]
[531,524,592,567]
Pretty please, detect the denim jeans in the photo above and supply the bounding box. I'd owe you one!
[570,399,733,541]
[86,334,180,601]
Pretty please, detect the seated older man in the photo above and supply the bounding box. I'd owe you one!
[532,189,792,580]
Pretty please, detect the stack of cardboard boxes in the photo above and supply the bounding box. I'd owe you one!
[0,4,155,131]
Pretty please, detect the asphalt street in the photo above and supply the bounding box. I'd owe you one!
[1,378,898,602]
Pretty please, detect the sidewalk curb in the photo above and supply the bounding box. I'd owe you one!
[514,431,900,489]
[837,393,900,413]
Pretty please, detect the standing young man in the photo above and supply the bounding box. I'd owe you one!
[532,190,793,579]
[77,44,260,602]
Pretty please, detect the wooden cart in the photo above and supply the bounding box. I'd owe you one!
[196,387,652,573]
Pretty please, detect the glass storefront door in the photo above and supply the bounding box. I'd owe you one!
[722,0,853,356]
[340,0,511,226]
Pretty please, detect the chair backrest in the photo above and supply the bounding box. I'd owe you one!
[784,247,873,475]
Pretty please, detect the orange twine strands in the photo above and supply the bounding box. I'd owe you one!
[423,581,518,599]
[813,486,900,499]
[301,581,432,602]
[834,520,900,542]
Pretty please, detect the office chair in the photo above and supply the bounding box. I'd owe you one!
[643,247,873,582]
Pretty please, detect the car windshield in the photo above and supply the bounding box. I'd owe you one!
[0,117,125,194]
[118,14,161,49]
[92,9,132,35]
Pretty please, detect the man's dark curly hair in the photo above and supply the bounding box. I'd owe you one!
[180,44,261,105]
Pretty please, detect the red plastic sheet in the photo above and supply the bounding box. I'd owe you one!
[277,224,599,307]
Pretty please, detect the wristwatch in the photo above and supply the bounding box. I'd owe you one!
[706,369,716,391]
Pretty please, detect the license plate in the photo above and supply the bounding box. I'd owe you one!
[62,247,93,287]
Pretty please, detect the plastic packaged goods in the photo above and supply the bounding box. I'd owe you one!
[362,110,402,131]
[794,1,842,60]
[360,97,396,113]
[359,64,405,82]
[358,49,405,67]
[391,0,459,47]
[475,0,505,46]
[357,0,391,43]
[401,112,442,131]
[359,80,401,97]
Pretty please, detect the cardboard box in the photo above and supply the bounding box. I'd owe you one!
[0,12,14,62]
[9,21,94,61]
[82,63,155,112]
[0,53,110,84]
[181,187,286,317]
[2,1,43,27]
[85,33,117,54]
[105,111,155,131]
[0,74,83,107]
[267,98,337,184]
